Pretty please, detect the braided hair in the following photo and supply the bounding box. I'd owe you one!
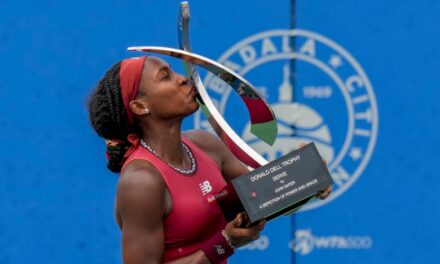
[88,62,138,172]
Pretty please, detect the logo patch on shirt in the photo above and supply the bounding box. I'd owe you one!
[199,180,213,195]
[215,244,225,255]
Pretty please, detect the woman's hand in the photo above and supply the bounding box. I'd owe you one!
[317,185,332,200]
[224,212,266,248]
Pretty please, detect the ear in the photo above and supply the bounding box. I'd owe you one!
[129,100,150,116]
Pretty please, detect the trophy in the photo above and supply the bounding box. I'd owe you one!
[128,2,333,224]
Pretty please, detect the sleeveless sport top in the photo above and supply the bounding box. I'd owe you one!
[121,137,228,263]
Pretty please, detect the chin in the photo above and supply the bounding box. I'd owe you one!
[190,102,200,114]
[180,102,199,118]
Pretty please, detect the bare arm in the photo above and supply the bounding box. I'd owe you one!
[117,160,166,264]
[117,160,211,264]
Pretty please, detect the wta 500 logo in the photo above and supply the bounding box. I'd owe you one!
[194,29,379,210]
[289,229,373,255]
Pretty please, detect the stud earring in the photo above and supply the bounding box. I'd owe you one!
[144,108,150,114]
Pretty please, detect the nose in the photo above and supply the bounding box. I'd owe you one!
[177,74,189,85]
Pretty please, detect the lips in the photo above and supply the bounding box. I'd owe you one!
[188,85,198,97]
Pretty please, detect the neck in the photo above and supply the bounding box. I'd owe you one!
[139,118,187,167]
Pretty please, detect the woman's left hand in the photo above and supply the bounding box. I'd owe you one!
[317,185,332,200]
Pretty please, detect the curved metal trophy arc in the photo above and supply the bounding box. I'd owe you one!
[174,4,313,216]
[128,2,278,167]
[176,2,274,168]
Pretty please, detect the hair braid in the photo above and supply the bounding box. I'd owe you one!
[87,61,134,173]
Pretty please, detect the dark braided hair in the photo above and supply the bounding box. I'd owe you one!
[88,61,138,173]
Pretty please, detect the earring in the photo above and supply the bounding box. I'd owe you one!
[144,108,150,114]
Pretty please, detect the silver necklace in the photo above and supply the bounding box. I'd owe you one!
[140,139,197,175]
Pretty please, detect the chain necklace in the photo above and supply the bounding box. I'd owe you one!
[140,139,197,175]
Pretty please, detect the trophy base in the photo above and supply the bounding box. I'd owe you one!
[218,142,333,224]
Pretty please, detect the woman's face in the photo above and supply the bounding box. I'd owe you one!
[137,56,199,120]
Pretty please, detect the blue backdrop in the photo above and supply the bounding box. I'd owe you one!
[1,0,439,263]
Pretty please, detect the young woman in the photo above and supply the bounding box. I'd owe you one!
[87,56,331,264]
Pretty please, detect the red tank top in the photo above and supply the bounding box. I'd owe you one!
[122,137,228,263]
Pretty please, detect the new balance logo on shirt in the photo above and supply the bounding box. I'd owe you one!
[199,180,213,195]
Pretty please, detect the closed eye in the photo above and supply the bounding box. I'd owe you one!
[161,70,170,80]
[158,65,173,81]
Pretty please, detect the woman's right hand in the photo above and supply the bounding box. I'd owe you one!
[224,212,266,248]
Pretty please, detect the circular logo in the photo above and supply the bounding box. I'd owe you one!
[194,29,379,211]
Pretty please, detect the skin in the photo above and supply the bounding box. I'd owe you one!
[115,56,331,264]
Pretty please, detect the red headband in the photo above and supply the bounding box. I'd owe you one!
[119,56,147,125]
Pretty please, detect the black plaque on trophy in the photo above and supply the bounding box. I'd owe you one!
[230,142,333,223]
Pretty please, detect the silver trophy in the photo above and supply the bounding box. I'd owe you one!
[128,2,332,222]
[128,1,277,167]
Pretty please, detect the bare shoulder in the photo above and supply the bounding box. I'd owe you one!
[116,160,167,218]
[184,129,224,153]
[118,160,165,194]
